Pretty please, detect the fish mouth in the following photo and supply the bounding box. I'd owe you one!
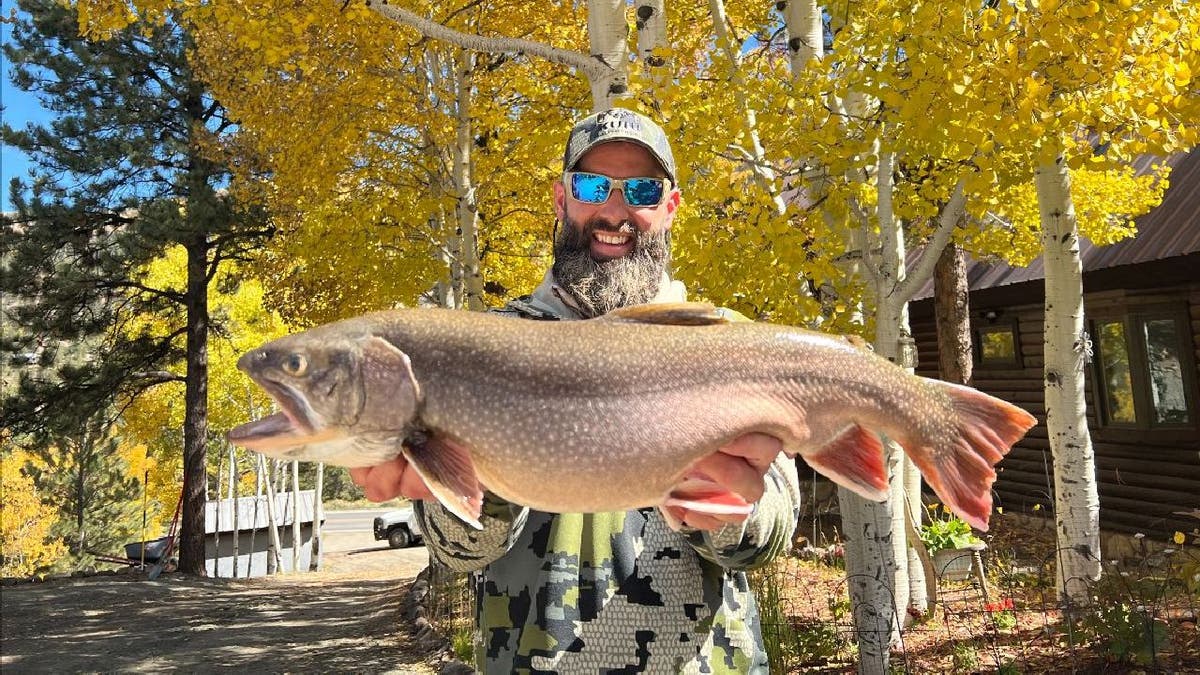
[227,379,341,450]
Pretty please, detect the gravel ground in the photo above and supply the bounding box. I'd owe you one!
[1,528,436,673]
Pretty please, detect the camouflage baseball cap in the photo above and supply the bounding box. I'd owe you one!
[562,108,676,184]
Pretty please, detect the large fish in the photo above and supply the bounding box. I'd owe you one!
[228,303,1035,531]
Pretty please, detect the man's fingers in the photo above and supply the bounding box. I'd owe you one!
[349,467,371,487]
[690,452,765,504]
[359,460,406,502]
[718,432,784,470]
[399,465,436,501]
[351,458,434,502]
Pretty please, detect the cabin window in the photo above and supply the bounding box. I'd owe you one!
[1096,320,1137,424]
[1092,311,1196,429]
[973,319,1021,368]
[978,326,1019,365]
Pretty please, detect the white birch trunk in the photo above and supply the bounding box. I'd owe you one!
[634,0,668,78]
[370,4,609,85]
[248,402,262,577]
[260,455,283,574]
[708,0,786,216]
[310,463,324,572]
[587,0,629,110]
[421,50,453,311]
[291,460,302,572]
[837,486,898,675]
[452,49,485,311]
[875,152,927,621]
[229,445,239,578]
[213,443,224,577]
[780,0,824,71]
[842,150,967,669]
[839,152,906,673]
[1035,155,1101,607]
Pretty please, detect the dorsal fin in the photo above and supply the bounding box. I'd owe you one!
[841,334,873,351]
[599,302,750,326]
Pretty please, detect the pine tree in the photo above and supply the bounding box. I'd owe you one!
[0,0,271,575]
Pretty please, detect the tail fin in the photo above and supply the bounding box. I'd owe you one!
[908,381,1037,532]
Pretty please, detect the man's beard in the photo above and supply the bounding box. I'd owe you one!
[551,215,671,318]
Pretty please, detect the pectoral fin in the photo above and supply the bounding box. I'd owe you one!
[401,433,484,530]
[661,476,755,531]
[802,424,889,502]
[600,302,750,325]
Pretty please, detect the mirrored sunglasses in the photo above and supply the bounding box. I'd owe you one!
[564,171,670,207]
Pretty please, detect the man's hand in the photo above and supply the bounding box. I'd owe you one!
[349,456,435,503]
[661,432,784,531]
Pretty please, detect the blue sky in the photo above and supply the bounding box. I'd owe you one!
[2,0,51,212]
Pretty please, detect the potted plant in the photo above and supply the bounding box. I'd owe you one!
[919,503,986,581]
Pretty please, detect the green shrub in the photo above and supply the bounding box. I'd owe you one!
[919,503,984,554]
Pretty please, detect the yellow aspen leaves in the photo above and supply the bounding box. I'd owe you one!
[1,452,68,577]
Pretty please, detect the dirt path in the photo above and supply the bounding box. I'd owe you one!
[1,529,437,673]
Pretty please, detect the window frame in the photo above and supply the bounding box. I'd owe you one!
[1088,304,1199,431]
[973,320,1022,369]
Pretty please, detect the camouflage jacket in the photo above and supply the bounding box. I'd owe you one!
[414,271,801,674]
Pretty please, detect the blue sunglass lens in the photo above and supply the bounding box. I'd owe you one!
[569,173,665,206]
[623,178,665,207]
[571,173,612,204]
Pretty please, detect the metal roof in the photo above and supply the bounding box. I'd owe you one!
[204,489,319,534]
[911,148,1200,300]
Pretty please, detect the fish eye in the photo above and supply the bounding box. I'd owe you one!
[282,353,307,376]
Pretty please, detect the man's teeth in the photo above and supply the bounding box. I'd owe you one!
[595,232,631,245]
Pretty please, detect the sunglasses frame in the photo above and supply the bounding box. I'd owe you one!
[563,171,672,207]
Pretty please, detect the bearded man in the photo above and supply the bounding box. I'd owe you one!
[352,108,800,674]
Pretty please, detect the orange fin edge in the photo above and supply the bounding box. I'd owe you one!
[910,381,1037,532]
[802,424,889,502]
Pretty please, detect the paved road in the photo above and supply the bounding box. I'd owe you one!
[323,507,400,533]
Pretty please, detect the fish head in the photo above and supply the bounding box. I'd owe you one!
[227,328,422,467]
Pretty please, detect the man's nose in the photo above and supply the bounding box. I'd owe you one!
[597,186,630,218]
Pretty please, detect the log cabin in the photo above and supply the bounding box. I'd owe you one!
[908,149,1200,541]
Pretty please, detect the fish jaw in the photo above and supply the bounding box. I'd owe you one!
[267,435,405,468]
[227,378,338,452]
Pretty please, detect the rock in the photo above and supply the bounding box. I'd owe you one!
[439,662,475,675]
[403,603,426,621]
[418,633,446,651]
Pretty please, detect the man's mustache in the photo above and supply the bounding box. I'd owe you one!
[588,219,635,235]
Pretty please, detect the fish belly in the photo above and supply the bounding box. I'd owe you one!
[431,383,808,514]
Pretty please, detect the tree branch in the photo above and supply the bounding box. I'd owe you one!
[95,279,186,304]
[895,182,965,303]
[129,370,186,385]
[368,4,610,82]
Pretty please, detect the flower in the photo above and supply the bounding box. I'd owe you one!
[1174,531,1186,545]
[983,598,1015,612]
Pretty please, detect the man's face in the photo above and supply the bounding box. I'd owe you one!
[551,141,681,317]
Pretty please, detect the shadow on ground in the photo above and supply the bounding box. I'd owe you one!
[1,571,432,673]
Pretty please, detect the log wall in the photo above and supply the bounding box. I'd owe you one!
[910,278,1200,540]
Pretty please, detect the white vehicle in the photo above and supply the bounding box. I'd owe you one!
[372,506,424,548]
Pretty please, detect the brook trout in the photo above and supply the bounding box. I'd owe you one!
[228,303,1035,531]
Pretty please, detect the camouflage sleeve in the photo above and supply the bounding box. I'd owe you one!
[412,492,529,573]
[682,453,801,571]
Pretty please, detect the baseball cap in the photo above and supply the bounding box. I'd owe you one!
[562,108,677,184]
